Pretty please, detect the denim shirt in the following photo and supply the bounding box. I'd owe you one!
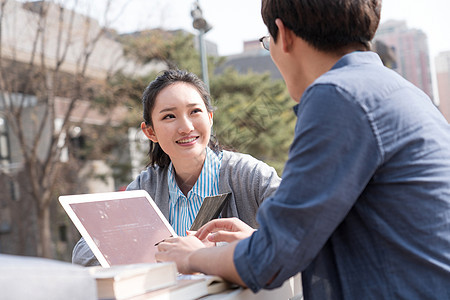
[234,51,450,299]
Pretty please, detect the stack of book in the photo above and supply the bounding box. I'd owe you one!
[88,262,230,300]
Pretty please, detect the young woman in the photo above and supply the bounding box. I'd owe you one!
[72,69,281,266]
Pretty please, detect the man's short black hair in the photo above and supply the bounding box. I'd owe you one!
[261,0,382,52]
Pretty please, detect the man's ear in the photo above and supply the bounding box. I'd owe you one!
[141,122,158,143]
[275,18,294,52]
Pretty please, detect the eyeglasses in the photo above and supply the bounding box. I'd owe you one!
[259,35,270,51]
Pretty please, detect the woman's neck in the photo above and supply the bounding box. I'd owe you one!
[171,151,206,196]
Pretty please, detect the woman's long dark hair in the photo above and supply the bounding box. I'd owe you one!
[142,69,220,167]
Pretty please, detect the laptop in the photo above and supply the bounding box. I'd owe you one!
[59,190,230,267]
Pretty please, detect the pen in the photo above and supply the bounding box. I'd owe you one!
[154,235,172,246]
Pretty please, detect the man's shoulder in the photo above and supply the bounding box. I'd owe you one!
[311,52,378,81]
[307,54,413,109]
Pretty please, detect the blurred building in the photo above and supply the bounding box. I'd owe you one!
[217,38,398,82]
[215,39,282,80]
[435,51,450,122]
[374,20,434,101]
[372,40,397,69]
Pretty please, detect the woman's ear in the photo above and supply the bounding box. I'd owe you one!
[141,122,158,143]
[208,111,213,127]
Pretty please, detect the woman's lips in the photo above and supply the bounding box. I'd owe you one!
[176,136,199,144]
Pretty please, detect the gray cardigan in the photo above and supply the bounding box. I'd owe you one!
[72,150,281,266]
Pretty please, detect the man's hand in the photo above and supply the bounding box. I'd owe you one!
[156,225,247,286]
[155,235,205,274]
[195,217,256,243]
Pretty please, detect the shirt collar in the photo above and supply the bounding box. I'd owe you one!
[168,147,222,200]
[295,51,383,116]
[330,51,383,71]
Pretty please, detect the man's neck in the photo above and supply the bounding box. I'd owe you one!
[292,40,365,100]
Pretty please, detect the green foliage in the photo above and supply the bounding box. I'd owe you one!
[211,68,295,175]
[118,29,224,86]
[103,72,156,127]
[119,30,201,73]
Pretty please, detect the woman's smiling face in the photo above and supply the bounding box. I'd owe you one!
[143,82,213,165]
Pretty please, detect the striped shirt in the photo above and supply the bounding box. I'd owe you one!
[168,147,223,236]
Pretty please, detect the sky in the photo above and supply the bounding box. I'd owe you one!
[97,0,450,59]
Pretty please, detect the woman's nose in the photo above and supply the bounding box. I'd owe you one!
[178,117,194,134]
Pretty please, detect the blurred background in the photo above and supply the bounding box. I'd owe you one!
[1,0,449,262]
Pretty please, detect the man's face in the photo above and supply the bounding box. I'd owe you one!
[269,32,303,103]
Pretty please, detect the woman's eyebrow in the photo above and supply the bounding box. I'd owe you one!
[186,103,199,107]
[158,102,202,113]
[158,107,176,113]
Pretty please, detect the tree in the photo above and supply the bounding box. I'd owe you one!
[110,30,294,175]
[0,0,144,258]
[211,68,295,173]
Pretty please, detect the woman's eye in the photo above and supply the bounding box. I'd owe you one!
[162,114,175,120]
[191,108,202,114]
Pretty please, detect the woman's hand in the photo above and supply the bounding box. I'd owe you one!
[195,218,256,243]
[186,230,215,247]
[155,235,206,274]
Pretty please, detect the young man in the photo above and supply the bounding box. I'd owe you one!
[155,0,450,298]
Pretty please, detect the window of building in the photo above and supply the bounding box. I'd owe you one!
[0,117,11,168]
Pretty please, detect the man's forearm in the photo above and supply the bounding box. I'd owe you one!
[189,240,246,286]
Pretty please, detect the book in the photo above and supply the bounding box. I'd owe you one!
[59,190,231,267]
[129,274,231,300]
[88,262,178,300]
[177,274,231,295]
[189,193,231,231]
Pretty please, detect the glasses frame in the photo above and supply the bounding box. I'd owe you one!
[259,35,270,51]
